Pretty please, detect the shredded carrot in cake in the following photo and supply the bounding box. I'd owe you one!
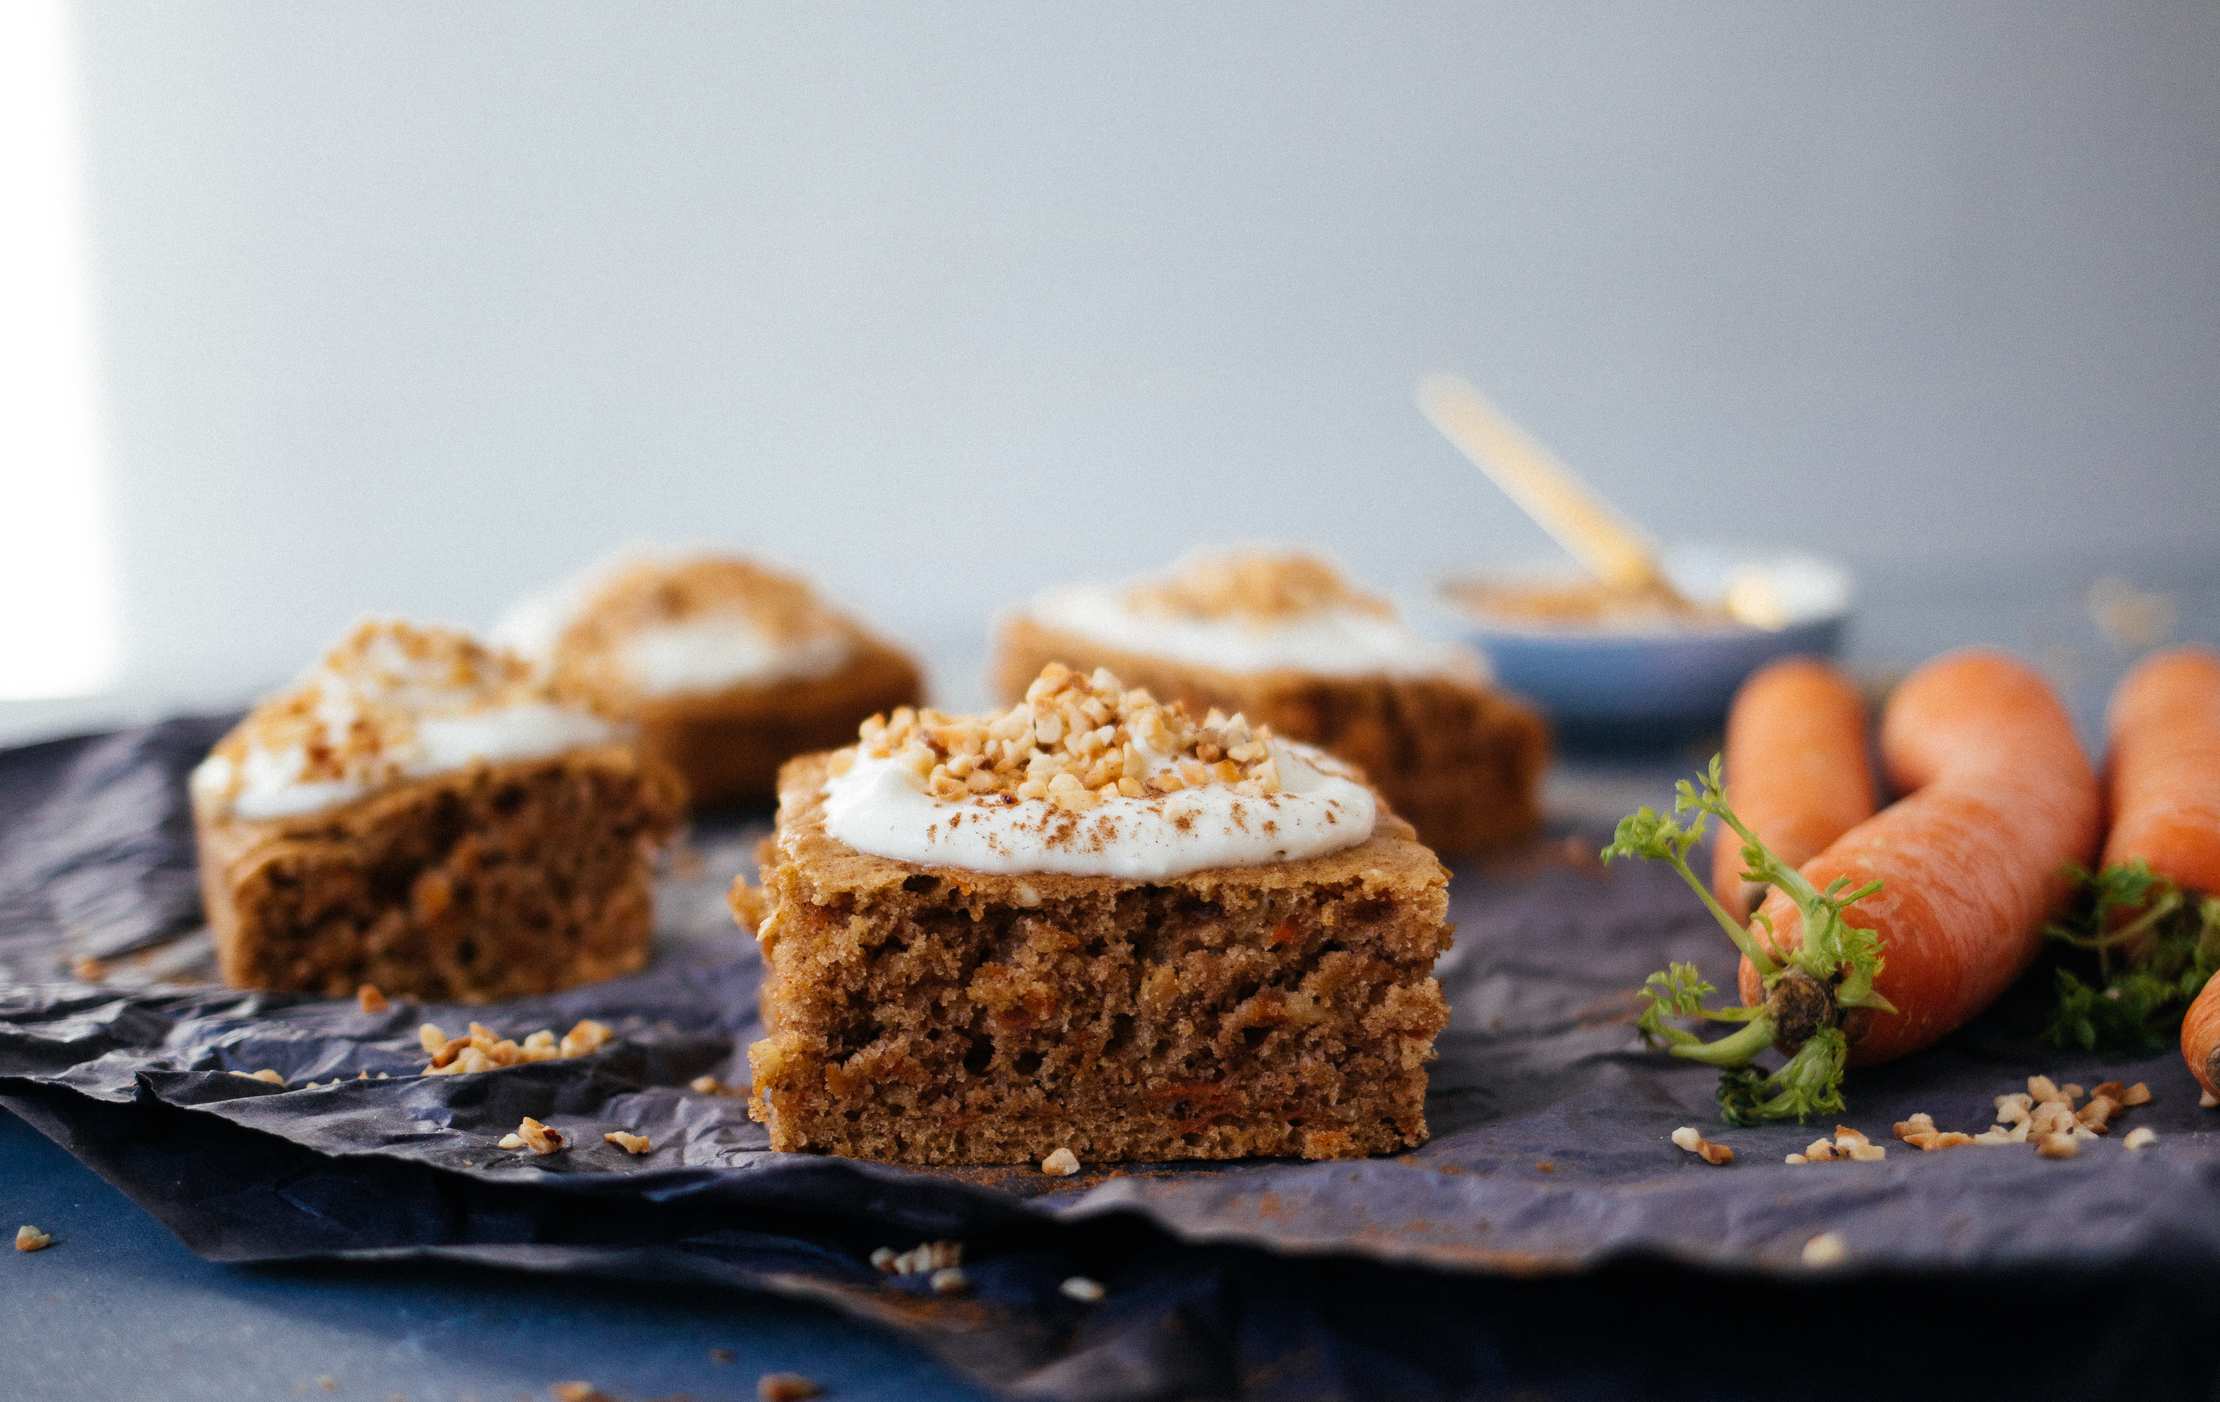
[1122,549,1392,622]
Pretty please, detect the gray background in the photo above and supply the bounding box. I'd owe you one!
[58,1,2220,710]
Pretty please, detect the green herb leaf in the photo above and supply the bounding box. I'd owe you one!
[2043,866,2220,1053]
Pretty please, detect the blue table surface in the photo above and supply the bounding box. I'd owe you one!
[5,552,2216,1401]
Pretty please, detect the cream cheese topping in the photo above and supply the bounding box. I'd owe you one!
[1024,582,1483,680]
[821,733,1376,880]
[191,620,624,822]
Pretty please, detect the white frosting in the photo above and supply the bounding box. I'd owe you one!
[820,737,1377,880]
[1024,583,1483,681]
[612,617,853,694]
[493,556,854,697]
[191,629,627,822]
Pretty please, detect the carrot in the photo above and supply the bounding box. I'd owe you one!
[2105,647,2220,892]
[2045,647,2220,1052]
[2188,971,2220,1102]
[1608,649,2099,1123]
[1710,658,1876,920]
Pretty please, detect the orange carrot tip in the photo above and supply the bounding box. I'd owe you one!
[1604,755,1895,1126]
[2043,861,2220,1053]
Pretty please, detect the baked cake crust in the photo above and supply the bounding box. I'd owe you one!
[991,615,1547,856]
[738,751,1453,1164]
[197,747,682,1001]
[612,638,922,809]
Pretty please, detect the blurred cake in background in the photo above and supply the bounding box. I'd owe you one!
[497,551,923,808]
[991,548,1547,855]
[191,619,683,999]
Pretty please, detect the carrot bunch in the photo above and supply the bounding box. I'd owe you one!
[2043,648,2220,1089]
[1607,650,2101,1124]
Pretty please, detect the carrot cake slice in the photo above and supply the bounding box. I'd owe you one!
[991,548,1547,856]
[191,619,683,1000]
[739,662,1453,1164]
[496,551,923,809]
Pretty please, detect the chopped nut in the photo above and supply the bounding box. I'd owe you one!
[602,1130,652,1155]
[882,1240,963,1276]
[756,1374,822,1402]
[1784,1153,1808,1166]
[2036,1132,2080,1160]
[1060,1275,1105,1302]
[1670,1126,1732,1164]
[71,955,108,981]
[689,1074,730,1096]
[503,1116,565,1155]
[1040,1146,1081,1177]
[1892,1113,1937,1141]
[550,1385,614,1402]
[869,1246,897,1272]
[229,1068,284,1086]
[709,1347,735,1364]
[1847,1143,1887,1162]
[2204,1090,2218,1110]
[356,983,390,1014]
[2122,1127,2158,1150]
[425,1018,616,1076]
[2121,1082,2153,1107]
[14,1225,53,1252]
[1801,1232,1848,1267]
[1804,1139,1838,1162]
[2059,1082,2085,1104]
[2027,1074,2061,1103]
[2076,1096,2118,1133]
[1831,1125,1870,1150]
[929,1267,968,1295]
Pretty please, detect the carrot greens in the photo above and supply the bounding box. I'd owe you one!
[1604,756,1893,1126]
[2044,861,2220,1054]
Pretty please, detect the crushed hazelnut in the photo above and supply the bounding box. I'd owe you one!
[689,1074,742,1097]
[2121,1082,2153,1107]
[879,1240,962,1277]
[15,1225,53,1252]
[420,1019,613,1076]
[756,1373,823,1402]
[501,1116,565,1155]
[1040,1147,1081,1177]
[602,1130,652,1155]
[229,1068,285,1086]
[1060,1276,1106,1303]
[355,983,390,1014]
[1123,549,1391,622]
[2036,1132,2080,1160]
[850,663,1287,814]
[550,1384,614,1402]
[1801,1232,1848,1268]
[929,1267,968,1295]
[1670,1126,1733,1165]
[2122,1127,2158,1151]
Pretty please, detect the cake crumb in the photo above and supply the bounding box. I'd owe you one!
[602,1130,652,1155]
[356,983,389,1013]
[15,1225,53,1252]
[1059,1276,1105,1302]
[1801,1232,1847,1268]
[1039,1147,1081,1177]
[756,1373,822,1402]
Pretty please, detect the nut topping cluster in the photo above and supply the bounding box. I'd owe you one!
[844,662,1282,812]
[1123,549,1391,622]
[198,619,604,809]
[553,555,849,682]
